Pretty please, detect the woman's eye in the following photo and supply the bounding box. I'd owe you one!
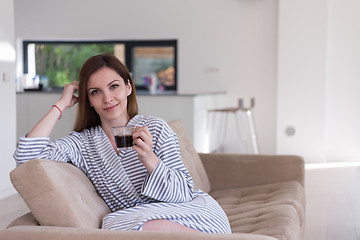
[110,84,119,89]
[91,90,100,95]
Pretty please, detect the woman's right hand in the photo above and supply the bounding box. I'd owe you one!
[26,80,80,138]
[56,80,79,111]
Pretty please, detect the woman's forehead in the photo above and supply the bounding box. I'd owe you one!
[87,67,124,87]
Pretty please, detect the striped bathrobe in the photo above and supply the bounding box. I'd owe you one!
[14,115,231,233]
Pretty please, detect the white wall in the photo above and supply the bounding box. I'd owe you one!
[277,0,328,162]
[325,0,360,162]
[278,0,360,163]
[13,0,278,155]
[0,0,17,198]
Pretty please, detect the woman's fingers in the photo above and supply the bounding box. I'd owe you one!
[133,127,151,149]
[71,95,79,107]
[70,81,79,106]
[57,80,79,110]
[133,126,152,143]
[132,126,153,155]
[132,126,159,174]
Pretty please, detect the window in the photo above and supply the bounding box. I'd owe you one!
[20,40,177,94]
[131,46,176,92]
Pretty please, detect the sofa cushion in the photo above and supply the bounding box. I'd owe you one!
[10,159,110,229]
[168,120,211,193]
[211,181,305,240]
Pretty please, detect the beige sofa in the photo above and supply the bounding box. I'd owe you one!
[0,120,305,240]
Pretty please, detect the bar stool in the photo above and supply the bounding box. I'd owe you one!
[205,98,259,154]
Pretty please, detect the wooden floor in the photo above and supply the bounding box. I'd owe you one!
[0,162,360,239]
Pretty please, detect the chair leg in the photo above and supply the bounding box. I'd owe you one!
[219,112,228,152]
[234,112,245,153]
[213,112,225,153]
[204,111,214,153]
[246,110,259,154]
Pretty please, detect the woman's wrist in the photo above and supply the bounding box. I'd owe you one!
[143,154,160,175]
[54,101,67,112]
[51,105,63,120]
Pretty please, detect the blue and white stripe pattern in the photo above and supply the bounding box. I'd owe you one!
[13,115,231,233]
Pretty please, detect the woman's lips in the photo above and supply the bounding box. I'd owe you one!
[104,104,118,112]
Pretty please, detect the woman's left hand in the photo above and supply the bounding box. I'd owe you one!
[132,126,159,174]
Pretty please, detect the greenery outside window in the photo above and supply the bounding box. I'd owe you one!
[20,40,177,94]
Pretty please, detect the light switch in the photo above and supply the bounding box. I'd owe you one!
[285,126,296,137]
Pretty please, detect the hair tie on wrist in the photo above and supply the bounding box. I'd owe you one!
[52,105,62,120]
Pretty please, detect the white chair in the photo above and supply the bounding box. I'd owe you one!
[205,98,259,154]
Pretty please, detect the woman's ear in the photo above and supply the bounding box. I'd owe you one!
[126,80,132,96]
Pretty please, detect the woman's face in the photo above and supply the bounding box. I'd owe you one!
[87,67,132,127]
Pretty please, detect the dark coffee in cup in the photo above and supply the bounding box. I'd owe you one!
[115,135,133,148]
[112,125,135,150]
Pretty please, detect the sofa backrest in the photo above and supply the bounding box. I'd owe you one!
[168,120,211,193]
[10,159,110,229]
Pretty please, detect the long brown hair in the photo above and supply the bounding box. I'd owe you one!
[73,54,138,132]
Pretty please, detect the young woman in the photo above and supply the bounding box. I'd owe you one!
[13,54,231,233]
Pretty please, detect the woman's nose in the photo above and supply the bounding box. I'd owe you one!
[103,90,113,103]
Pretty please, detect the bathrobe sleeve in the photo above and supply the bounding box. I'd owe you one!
[140,118,195,203]
[13,131,86,171]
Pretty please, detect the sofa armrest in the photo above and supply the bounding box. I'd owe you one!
[7,212,39,228]
[0,226,277,240]
[199,153,305,192]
